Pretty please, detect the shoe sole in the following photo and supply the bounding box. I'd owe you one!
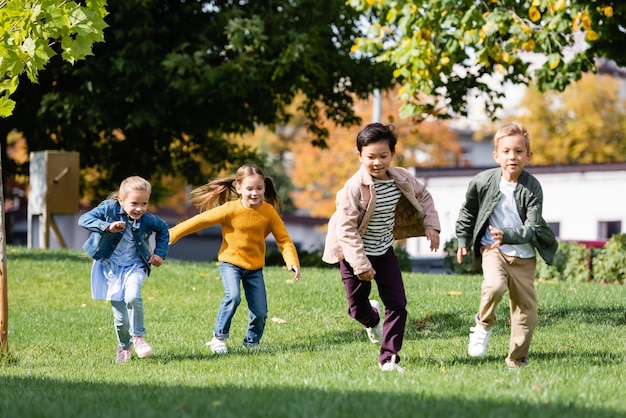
[136,349,154,358]
[206,340,228,354]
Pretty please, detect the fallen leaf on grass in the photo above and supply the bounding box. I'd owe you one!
[272,317,287,324]
[414,320,428,330]
[447,290,462,296]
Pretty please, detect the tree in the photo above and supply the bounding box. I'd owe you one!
[0,0,108,355]
[0,0,108,116]
[348,0,625,121]
[516,72,626,164]
[7,0,394,204]
[290,89,460,219]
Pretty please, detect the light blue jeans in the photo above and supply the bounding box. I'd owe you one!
[214,262,268,345]
[110,270,146,349]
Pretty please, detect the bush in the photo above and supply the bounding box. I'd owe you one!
[265,246,331,269]
[591,233,626,284]
[442,237,481,275]
[266,244,413,271]
[444,237,596,283]
[535,241,591,283]
[393,245,413,272]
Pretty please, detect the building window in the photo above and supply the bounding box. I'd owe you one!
[598,221,622,239]
[547,222,560,238]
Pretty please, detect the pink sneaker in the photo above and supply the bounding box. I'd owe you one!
[116,346,131,364]
[131,336,154,358]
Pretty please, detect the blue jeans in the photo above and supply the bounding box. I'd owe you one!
[215,262,268,345]
[110,270,146,349]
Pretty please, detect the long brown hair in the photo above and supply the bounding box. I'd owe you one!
[189,163,283,212]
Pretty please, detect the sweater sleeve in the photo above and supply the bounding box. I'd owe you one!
[169,207,222,244]
[267,207,300,268]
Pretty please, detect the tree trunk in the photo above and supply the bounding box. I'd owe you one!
[0,146,7,354]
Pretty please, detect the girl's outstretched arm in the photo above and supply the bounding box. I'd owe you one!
[289,265,301,280]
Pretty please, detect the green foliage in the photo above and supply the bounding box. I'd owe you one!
[517,74,626,165]
[348,0,626,120]
[536,241,591,283]
[445,238,595,283]
[442,237,481,275]
[4,247,626,417]
[592,234,626,284]
[266,245,330,269]
[6,0,393,203]
[266,244,412,271]
[0,0,108,117]
[393,245,413,272]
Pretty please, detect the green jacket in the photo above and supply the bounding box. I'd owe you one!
[456,167,558,265]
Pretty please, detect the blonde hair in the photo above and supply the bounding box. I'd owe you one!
[493,122,531,153]
[108,176,152,200]
[190,163,283,212]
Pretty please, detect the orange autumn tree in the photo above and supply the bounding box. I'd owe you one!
[515,72,626,165]
[290,89,460,219]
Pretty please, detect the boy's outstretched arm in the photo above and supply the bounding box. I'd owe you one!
[456,247,467,264]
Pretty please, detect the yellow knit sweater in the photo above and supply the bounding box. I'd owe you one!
[169,200,299,271]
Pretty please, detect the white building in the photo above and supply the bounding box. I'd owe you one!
[405,163,626,258]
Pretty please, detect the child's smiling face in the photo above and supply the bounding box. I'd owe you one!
[119,190,150,220]
[358,140,395,180]
[236,174,265,209]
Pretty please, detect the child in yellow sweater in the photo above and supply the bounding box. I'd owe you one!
[169,163,300,353]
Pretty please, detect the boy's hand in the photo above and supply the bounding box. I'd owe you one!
[456,247,467,264]
[148,254,164,267]
[357,268,376,281]
[488,225,503,249]
[425,228,440,251]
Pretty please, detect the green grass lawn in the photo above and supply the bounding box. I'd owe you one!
[1,246,626,418]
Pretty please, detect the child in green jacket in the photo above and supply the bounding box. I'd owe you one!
[456,122,558,368]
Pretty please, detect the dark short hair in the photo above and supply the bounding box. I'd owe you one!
[356,123,397,153]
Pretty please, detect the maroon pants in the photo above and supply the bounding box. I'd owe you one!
[340,247,407,365]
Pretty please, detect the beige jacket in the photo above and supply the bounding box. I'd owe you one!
[322,165,441,275]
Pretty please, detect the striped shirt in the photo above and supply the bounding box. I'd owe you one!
[362,178,402,256]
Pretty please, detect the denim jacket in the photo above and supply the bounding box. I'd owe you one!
[78,199,169,275]
[456,167,558,265]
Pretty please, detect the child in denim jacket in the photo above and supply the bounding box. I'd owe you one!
[79,176,169,363]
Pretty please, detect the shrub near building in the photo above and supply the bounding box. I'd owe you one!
[534,235,625,284]
[444,235,626,284]
[592,234,626,284]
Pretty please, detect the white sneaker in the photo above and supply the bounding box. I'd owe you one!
[380,355,404,373]
[365,300,383,344]
[206,337,228,354]
[468,324,492,357]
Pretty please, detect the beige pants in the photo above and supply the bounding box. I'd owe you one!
[477,246,537,365]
